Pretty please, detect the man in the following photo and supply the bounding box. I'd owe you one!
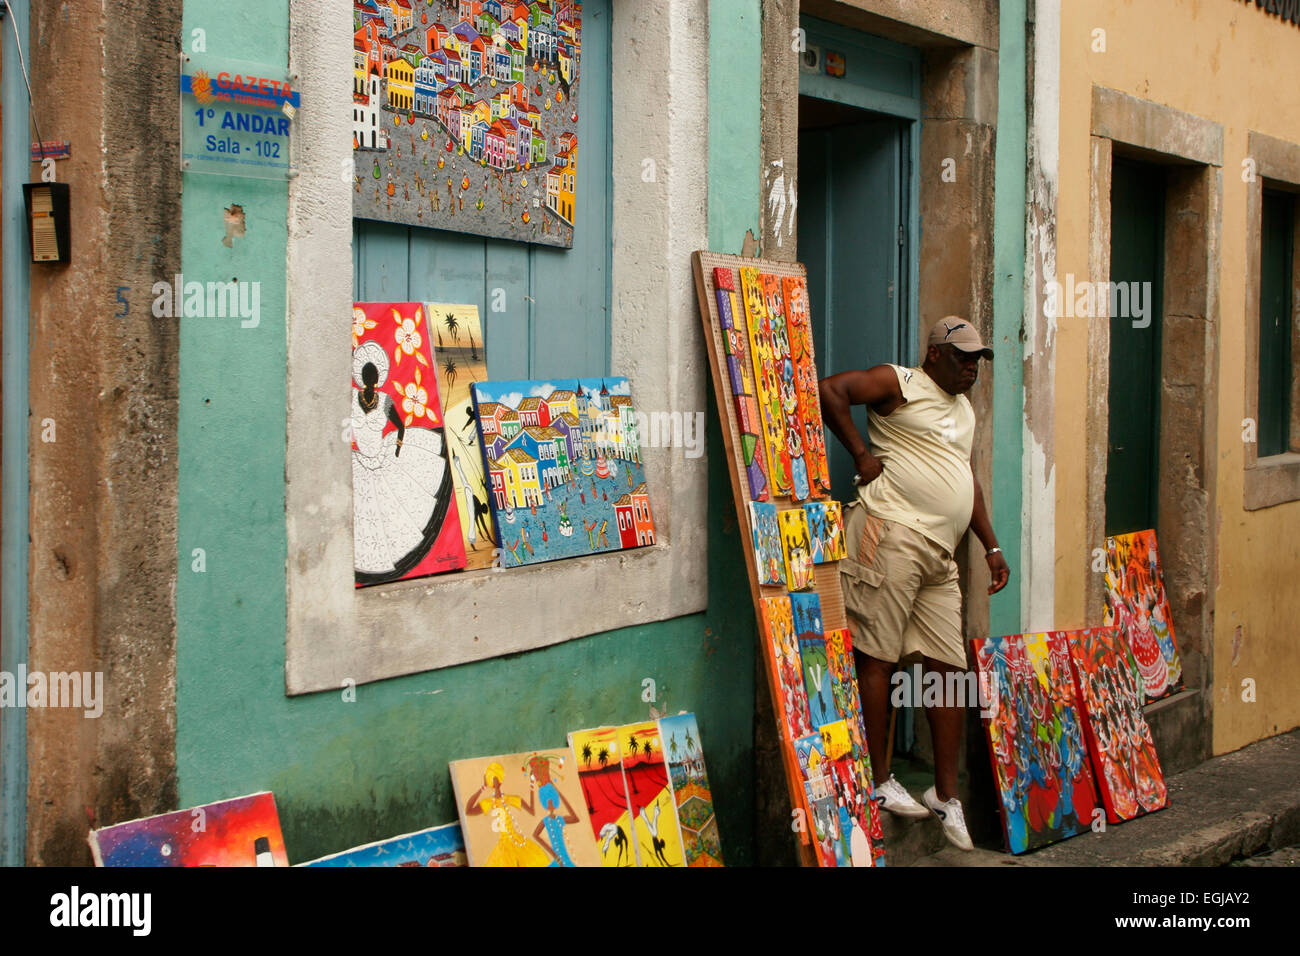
[818,317,1010,851]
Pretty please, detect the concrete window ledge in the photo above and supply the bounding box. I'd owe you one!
[1244,453,1300,511]
[281,0,710,695]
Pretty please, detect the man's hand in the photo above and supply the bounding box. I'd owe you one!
[986,550,1010,595]
[853,450,884,486]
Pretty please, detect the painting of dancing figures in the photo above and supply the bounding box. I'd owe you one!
[351,302,466,586]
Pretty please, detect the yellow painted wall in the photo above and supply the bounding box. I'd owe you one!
[1056,0,1300,754]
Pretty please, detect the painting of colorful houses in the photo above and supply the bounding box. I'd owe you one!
[471,377,655,568]
[352,0,582,247]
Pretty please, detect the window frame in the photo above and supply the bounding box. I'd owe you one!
[1243,131,1300,510]
[283,0,710,695]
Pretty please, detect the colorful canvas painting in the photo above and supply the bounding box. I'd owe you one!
[615,721,685,867]
[762,272,811,501]
[352,302,466,586]
[779,507,815,591]
[90,792,288,867]
[569,725,636,866]
[300,823,466,867]
[351,0,584,248]
[760,596,813,740]
[799,635,834,731]
[1066,627,1169,823]
[783,275,832,499]
[749,501,785,587]
[1103,529,1182,702]
[714,267,768,500]
[792,592,834,730]
[740,268,793,497]
[430,303,496,571]
[803,500,846,563]
[471,377,655,568]
[825,627,884,857]
[659,712,723,867]
[450,747,602,867]
[973,632,1101,854]
[794,732,849,867]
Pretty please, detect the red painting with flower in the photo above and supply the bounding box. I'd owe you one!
[351,302,466,587]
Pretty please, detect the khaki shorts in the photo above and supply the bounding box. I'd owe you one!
[839,501,967,670]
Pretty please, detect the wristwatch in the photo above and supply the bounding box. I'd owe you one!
[986,547,1002,556]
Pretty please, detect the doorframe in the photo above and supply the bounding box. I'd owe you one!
[1087,86,1222,770]
[796,14,920,363]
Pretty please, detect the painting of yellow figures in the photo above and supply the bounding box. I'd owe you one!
[569,725,637,866]
[450,749,602,867]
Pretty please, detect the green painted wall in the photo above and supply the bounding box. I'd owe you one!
[177,1,763,865]
[991,0,1027,638]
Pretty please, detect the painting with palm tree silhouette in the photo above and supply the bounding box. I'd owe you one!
[429,303,497,571]
[658,712,723,866]
[616,721,684,867]
[449,747,601,867]
[568,725,636,866]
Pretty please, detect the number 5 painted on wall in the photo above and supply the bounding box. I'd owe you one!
[115,286,129,317]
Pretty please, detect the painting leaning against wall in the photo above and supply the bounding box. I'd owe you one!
[352,301,466,586]
[429,303,497,570]
[471,376,656,568]
[351,0,583,247]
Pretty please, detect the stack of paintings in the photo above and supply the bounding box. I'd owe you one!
[972,632,1101,854]
[1066,627,1169,822]
[695,255,879,867]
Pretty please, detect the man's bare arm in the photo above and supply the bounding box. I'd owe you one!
[819,366,904,486]
[971,474,1009,595]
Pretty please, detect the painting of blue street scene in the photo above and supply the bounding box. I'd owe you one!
[470,377,657,568]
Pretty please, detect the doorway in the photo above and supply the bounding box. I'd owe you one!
[1106,158,1166,536]
[795,15,919,504]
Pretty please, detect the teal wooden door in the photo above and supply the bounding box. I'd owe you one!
[800,116,911,502]
[1106,159,1165,536]
[353,0,611,383]
[796,16,920,504]
[1259,189,1295,458]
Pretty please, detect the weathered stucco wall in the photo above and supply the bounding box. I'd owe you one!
[20,1,182,863]
[1055,0,1300,755]
[24,0,181,864]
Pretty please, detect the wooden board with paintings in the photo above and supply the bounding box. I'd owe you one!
[692,251,879,867]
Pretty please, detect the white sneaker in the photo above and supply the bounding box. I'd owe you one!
[874,774,930,819]
[923,786,974,851]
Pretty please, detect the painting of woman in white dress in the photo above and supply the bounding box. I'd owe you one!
[352,304,466,586]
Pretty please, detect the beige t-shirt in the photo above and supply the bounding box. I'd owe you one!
[857,365,975,556]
